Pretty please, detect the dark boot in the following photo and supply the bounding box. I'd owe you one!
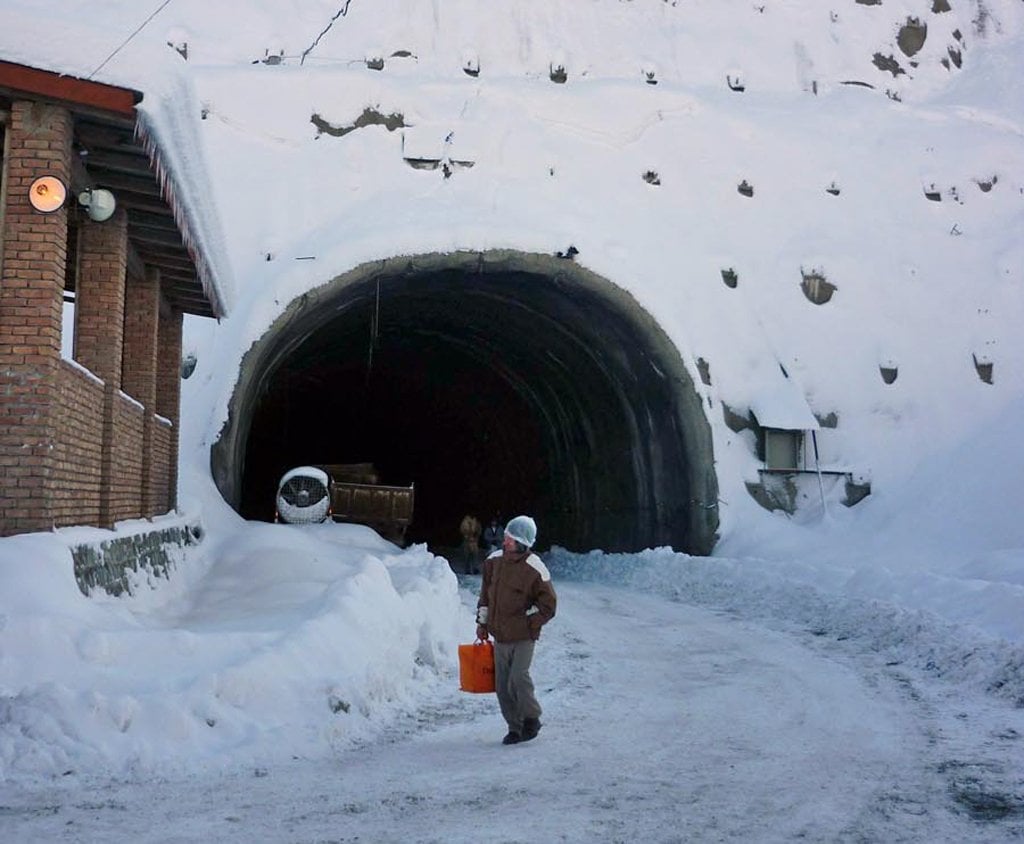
[521,717,542,741]
[502,730,522,745]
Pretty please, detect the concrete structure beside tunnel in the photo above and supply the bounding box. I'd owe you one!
[212,250,719,555]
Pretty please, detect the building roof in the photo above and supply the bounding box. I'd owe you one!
[0,59,226,318]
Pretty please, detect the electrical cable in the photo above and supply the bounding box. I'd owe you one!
[301,1,355,66]
[88,0,174,80]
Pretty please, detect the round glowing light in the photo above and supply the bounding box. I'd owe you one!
[28,175,67,213]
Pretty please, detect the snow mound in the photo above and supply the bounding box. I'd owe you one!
[0,523,462,782]
[548,546,1024,707]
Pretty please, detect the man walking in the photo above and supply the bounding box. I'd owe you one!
[476,515,557,745]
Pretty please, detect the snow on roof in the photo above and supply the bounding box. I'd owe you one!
[749,377,820,432]
[0,7,235,318]
[133,85,235,317]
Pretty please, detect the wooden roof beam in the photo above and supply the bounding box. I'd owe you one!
[0,60,139,117]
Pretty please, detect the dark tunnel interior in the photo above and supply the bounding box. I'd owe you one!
[219,254,718,555]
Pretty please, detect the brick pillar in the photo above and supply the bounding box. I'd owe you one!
[76,209,128,527]
[123,266,159,516]
[0,101,72,536]
[98,381,118,527]
[156,301,182,512]
[76,211,127,388]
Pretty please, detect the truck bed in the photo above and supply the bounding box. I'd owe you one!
[329,480,414,545]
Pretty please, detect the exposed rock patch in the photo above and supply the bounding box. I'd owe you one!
[897,18,928,57]
[311,108,407,138]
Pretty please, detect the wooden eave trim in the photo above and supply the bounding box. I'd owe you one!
[0,60,139,117]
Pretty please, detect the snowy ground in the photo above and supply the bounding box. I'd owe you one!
[1,553,1021,843]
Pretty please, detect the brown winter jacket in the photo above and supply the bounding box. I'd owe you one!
[477,549,557,643]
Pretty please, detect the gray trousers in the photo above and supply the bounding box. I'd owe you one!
[494,640,541,732]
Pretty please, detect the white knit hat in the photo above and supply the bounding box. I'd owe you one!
[504,515,537,548]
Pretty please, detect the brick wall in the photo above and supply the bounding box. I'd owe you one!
[76,213,127,389]
[157,304,182,511]
[151,418,173,514]
[0,101,71,534]
[1,97,188,536]
[106,390,145,524]
[122,268,158,402]
[51,361,104,527]
[124,268,160,515]
[50,366,176,529]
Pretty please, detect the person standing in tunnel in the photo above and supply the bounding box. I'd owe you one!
[459,514,482,574]
[482,515,502,554]
[476,515,557,745]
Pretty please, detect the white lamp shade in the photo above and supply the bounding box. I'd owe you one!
[28,176,67,213]
[78,188,117,222]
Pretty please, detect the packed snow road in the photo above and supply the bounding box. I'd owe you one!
[2,578,1021,843]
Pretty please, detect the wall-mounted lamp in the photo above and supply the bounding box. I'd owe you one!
[78,188,117,222]
[28,175,68,213]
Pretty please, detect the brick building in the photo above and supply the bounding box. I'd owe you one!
[0,60,228,537]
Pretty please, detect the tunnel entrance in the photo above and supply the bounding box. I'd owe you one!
[212,251,718,554]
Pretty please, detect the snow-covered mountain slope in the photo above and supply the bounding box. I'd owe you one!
[1,0,1021,555]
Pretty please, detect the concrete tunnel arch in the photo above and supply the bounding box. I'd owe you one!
[211,250,719,554]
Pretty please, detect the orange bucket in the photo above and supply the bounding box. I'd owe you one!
[458,640,495,693]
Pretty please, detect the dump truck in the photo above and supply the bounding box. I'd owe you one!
[274,462,414,546]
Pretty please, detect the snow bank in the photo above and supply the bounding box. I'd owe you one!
[547,546,1024,707]
[0,522,462,782]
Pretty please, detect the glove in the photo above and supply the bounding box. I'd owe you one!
[476,624,489,641]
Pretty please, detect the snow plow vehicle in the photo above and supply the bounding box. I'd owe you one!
[274,463,414,545]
